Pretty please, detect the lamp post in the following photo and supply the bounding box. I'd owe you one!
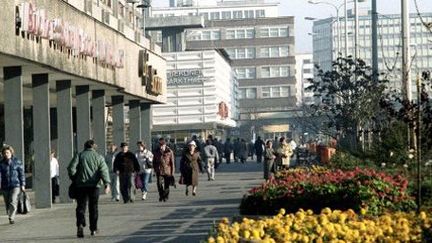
[137,0,150,38]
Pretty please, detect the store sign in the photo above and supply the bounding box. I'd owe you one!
[139,50,163,96]
[217,102,229,120]
[167,69,207,86]
[15,2,124,69]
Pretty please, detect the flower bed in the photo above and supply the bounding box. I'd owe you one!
[240,167,416,215]
[207,208,432,243]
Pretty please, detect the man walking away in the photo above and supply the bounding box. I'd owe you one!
[203,140,219,181]
[214,139,224,169]
[68,140,110,238]
[113,142,140,203]
[254,136,265,163]
[105,143,119,201]
[223,138,233,164]
[233,138,240,163]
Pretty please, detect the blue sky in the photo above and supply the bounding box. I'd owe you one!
[152,0,432,53]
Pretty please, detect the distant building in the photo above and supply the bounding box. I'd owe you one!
[295,53,314,106]
[151,0,298,140]
[152,50,239,141]
[312,12,432,93]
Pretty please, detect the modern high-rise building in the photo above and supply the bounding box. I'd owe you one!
[295,53,314,106]
[151,0,297,140]
[312,12,432,92]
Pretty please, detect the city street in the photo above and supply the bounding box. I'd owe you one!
[0,161,263,243]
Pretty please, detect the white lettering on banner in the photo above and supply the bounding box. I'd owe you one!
[16,1,124,69]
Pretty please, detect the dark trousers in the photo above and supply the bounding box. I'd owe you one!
[256,153,263,163]
[156,175,170,201]
[225,153,231,164]
[76,187,99,231]
[119,173,135,203]
[51,177,59,203]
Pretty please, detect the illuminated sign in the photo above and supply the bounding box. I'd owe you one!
[217,102,229,120]
[167,69,207,86]
[139,50,163,96]
[15,1,124,69]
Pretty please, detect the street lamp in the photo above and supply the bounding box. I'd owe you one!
[128,0,151,38]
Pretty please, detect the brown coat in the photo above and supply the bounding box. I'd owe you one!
[180,152,203,186]
[153,147,175,176]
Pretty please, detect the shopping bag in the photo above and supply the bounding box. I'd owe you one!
[68,181,78,199]
[17,192,31,214]
[135,174,143,189]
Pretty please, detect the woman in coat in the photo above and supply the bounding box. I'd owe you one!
[276,137,293,170]
[263,140,277,181]
[0,145,26,224]
[180,141,203,196]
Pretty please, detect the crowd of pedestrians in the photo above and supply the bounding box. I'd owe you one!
[0,132,302,238]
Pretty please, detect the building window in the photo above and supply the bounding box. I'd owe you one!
[261,86,290,98]
[233,11,243,19]
[240,88,257,99]
[303,69,312,74]
[226,48,255,59]
[210,12,220,20]
[222,11,231,19]
[256,9,265,18]
[235,67,256,79]
[186,29,221,41]
[260,46,289,58]
[260,26,289,38]
[119,3,125,18]
[200,12,209,20]
[225,28,254,39]
[244,10,254,19]
[261,66,290,78]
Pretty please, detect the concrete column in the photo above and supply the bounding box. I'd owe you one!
[129,100,141,146]
[56,80,73,203]
[92,90,106,155]
[3,66,24,164]
[112,95,125,146]
[76,86,91,150]
[140,103,152,150]
[32,73,51,208]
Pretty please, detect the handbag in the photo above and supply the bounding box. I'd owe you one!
[178,175,185,185]
[68,181,78,199]
[17,192,31,214]
[135,174,143,189]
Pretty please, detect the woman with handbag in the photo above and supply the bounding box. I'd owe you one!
[0,145,26,224]
[135,141,153,200]
[180,141,203,196]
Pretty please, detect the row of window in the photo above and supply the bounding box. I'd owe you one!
[239,86,291,99]
[186,26,290,41]
[226,46,290,60]
[153,9,266,20]
[235,66,291,79]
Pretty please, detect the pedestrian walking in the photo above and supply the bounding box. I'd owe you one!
[0,145,26,224]
[113,142,140,203]
[203,139,219,181]
[50,149,60,204]
[224,138,233,164]
[135,141,153,200]
[180,141,203,196]
[263,140,277,180]
[276,137,293,170]
[214,138,224,169]
[153,138,175,202]
[239,139,248,164]
[233,138,240,162]
[105,143,120,201]
[254,136,265,163]
[67,140,110,238]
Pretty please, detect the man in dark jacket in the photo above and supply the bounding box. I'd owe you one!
[113,142,140,204]
[68,140,110,238]
[254,136,265,163]
[223,138,233,164]
[0,145,25,225]
[153,138,175,202]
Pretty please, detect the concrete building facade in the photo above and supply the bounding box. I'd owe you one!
[0,0,166,208]
[152,1,298,140]
[152,50,238,142]
[295,53,314,106]
[312,12,432,93]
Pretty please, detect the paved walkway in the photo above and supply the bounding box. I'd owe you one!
[0,161,264,242]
